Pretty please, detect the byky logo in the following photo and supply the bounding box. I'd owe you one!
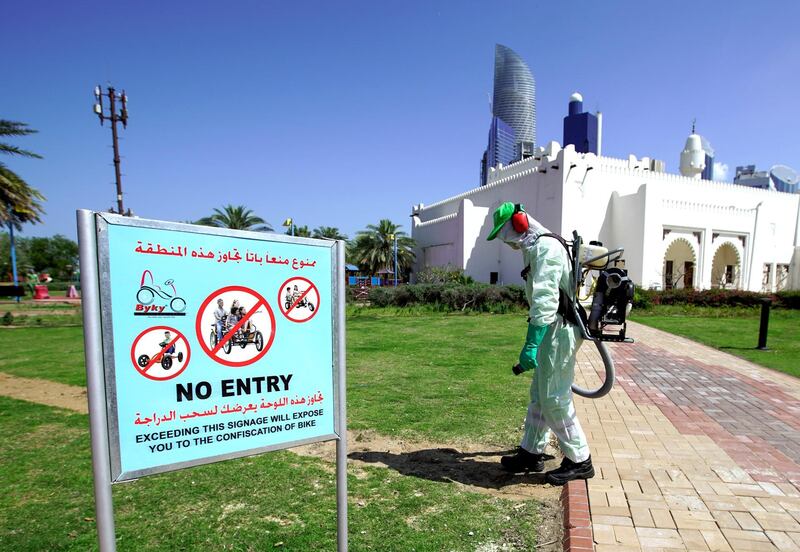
[134,270,187,316]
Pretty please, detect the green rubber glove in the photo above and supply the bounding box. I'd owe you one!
[517,323,548,374]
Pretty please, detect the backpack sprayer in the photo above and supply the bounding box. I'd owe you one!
[513,230,635,399]
[567,230,634,398]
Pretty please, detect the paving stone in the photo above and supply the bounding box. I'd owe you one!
[751,511,800,532]
[577,323,800,552]
[592,523,616,544]
[700,529,734,551]
[764,531,800,551]
[731,512,762,531]
[678,528,710,550]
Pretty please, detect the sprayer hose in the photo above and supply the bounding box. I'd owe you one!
[571,340,615,399]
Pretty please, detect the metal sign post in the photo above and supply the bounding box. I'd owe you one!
[335,241,348,552]
[77,210,347,551]
[78,210,118,551]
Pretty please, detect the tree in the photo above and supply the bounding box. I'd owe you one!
[312,226,347,240]
[195,205,272,231]
[27,235,79,279]
[285,224,311,237]
[0,120,45,228]
[350,219,415,277]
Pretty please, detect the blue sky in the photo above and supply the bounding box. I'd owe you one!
[4,1,799,240]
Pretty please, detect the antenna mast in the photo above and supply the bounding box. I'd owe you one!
[93,85,131,215]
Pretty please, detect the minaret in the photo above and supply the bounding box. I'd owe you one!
[679,123,706,179]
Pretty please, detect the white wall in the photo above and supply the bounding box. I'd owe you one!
[412,144,800,291]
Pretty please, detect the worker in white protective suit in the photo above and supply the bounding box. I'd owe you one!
[486,202,594,485]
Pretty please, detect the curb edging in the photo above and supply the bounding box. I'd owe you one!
[561,479,593,551]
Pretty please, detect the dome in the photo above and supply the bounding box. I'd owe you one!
[569,92,583,103]
[684,134,702,151]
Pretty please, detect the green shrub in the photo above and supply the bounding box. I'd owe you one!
[2,312,13,326]
[367,287,394,307]
[634,288,800,309]
[633,288,657,309]
[415,266,475,285]
[775,291,800,309]
[360,283,527,312]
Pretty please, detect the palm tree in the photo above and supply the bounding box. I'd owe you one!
[312,226,348,240]
[1,120,45,228]
[350,219,415,277]
[195,205,272,231]
[285,224,311,237]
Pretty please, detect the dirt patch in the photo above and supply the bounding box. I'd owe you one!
[296,430,560,501]
[295,430,563,548]
[0,372,87,413]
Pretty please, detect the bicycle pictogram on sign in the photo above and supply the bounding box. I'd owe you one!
[278,277,320,323]
[130,326,191,381]
[194,285,276,367]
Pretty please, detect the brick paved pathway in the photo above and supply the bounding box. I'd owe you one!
[575,321,800,551]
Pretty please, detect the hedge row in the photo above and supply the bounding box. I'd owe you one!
[350,284,800,312]
[633,288,800,309]
[349,283,528,312]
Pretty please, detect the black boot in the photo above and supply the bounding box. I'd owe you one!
[500,448,545,473]
[544,456,594,486]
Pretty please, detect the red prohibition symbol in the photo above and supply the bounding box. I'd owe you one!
[130,325,191,381]
[278,277,320,323]
[195,285,276,367]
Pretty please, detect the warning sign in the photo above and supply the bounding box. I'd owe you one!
[278,277,320,323]
[195,285,276,367]
[130,325,191,381]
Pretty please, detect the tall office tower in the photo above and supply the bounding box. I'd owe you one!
[562,92,600,154]
[493,44,536,154]
[481,44,536,185]
[770,165,799,193]
[701,136,715,180]
[487,117,516,169]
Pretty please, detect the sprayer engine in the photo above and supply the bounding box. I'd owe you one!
[587,267,634,342]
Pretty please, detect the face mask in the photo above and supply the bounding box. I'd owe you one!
[497,214,546,250]
[497,221,523,249]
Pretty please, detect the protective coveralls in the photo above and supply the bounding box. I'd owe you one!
[488,203,591,471]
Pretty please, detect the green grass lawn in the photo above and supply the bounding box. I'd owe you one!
[0,326,87,386]
[631,306,800,377]
[0,313,546,551]
[348,311,532,445]
[0,396,539,552]
[0,313,537,444]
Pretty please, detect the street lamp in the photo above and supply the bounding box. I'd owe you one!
[282,217,294,236]
[388,233,398,286]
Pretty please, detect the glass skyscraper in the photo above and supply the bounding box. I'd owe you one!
[493,44,536,155]
[481,44,536,185]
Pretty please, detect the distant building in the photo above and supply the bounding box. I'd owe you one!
[563,92,601,155]
[734,165,799,193]
[480,116,516,186]
[734,165,771,189]
[481,44,536,185]
[701,137,714,181]
[771,165,800,194]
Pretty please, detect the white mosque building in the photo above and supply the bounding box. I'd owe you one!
[411,95,800,292]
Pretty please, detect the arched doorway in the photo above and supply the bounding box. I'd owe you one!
[711,242,741,289]
[663,238,697,290]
